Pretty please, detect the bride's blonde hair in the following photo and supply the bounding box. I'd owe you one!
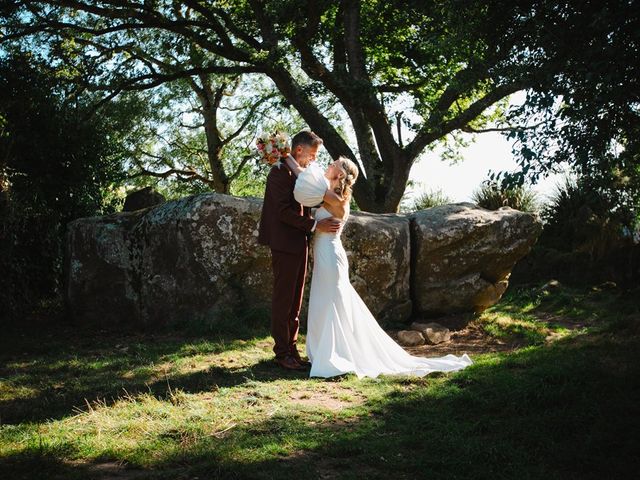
[333,156,359,200]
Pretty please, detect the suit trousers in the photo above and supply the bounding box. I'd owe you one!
[270,247,308,359]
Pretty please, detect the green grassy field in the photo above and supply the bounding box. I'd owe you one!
[1,283,639,479]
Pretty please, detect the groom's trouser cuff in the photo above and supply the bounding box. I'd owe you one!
[270,248,308,359]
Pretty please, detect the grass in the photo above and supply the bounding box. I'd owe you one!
[1,283,639,479]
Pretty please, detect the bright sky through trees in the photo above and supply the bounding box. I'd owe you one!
[408,129,568,204]
[407,91,568,204]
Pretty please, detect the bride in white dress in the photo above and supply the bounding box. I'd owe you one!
[286,155,473,379]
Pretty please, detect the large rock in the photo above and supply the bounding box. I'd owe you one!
[65,193,411,327]
[409,203,542,315]
[341,211,412,324]
[66,194,272,326]
[65,196,541,328]
[64,210,145,325]
[122,186,165,212]
[131,194,272,325]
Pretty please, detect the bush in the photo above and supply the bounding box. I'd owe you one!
[472,181,538,212]
[511,175,640,287]
[404,188,452,212]
[0,52,147,323]
[540,176,635,258]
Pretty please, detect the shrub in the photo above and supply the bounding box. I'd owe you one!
[540,176,634,259]
[0,52,146,323]
[472,181,538,212]
[405,188,452,212]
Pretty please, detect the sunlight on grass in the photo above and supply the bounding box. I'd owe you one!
[479,312,551,345]
[1,284,639,479]
[0,382,40,402]
[477,282,639,347]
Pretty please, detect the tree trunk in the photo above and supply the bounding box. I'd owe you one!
[201,107,229,194]
[351,150,412,213]
[193,78,230,194]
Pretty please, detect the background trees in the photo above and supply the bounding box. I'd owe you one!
[495,0,640,230]
[6,1,637,213]
[0,50,148,321]
[124,74,305,199]
[1,1,638,320]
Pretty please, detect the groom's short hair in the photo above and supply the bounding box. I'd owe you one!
[291,130,323,150]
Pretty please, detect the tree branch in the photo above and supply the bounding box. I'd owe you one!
[30,0,256,62]
[222,93,277,147]
[406,81,530,159]
[228,155,253,183]
[342,0,368,81]
[341,0,399,162]
[129,160,215,188]
[248,0,278,48]
[461,120,546,134]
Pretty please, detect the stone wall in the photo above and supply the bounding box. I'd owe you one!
[65,194,541,328]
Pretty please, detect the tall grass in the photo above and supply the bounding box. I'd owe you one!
[472,181,538,212]
[403,188,452,212]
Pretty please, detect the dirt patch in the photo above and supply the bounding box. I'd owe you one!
[533,311,591,330]
[388,321,520,357]
[289,384,366,411]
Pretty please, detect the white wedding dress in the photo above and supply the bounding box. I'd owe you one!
[294,163,473,379]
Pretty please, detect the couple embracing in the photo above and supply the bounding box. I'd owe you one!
[258,130,472,379]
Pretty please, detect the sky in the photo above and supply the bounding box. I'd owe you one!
[406,130,568,205]
[403,90,569,206]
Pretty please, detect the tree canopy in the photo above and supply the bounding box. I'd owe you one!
[494,0,639,227]
[2,0,638,214]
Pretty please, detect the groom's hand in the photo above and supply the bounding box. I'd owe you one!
[315,218,342,233]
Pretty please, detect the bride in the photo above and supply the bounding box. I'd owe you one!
[285,154,473,379]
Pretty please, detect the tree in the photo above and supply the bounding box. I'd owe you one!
[0,0,546,212]
[4,1,637,212]
[0,49,149,321]
[126,73,307,197]
[491,0,640,228]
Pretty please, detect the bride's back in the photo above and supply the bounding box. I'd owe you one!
[315,204,349,236]
[321,201,348,222]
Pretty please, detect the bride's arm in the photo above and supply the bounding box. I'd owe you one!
[322,189,344,207]
[284,154,304,177]
[323,202,346,220]
[289,157,345,210]
[322,184,347,219]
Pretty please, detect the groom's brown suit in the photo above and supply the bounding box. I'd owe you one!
[258,162,315,360]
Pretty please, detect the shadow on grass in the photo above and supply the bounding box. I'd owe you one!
[0,319,312,424]
[2,332,639,480]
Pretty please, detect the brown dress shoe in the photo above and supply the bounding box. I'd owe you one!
[290,350,311,367]
[275,355,306,371]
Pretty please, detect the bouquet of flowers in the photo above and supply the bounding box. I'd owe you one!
[256,131,291,167]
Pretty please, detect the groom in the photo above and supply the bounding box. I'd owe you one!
[258,130,341,371]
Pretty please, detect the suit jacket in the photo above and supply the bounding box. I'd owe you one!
[258,162,315,254]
